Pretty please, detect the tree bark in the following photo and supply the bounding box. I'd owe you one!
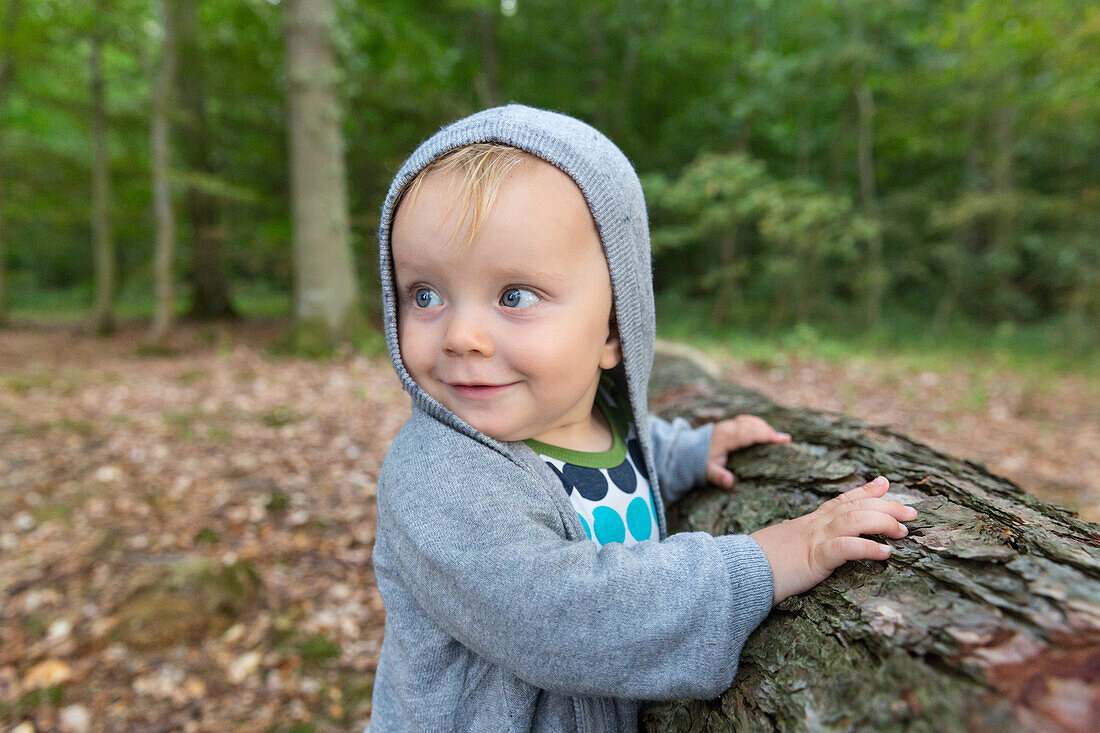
[642,351,1100,732]
[177,0,235,321]
[149,0,178,344]
[284,0,359,338]
[89,2,115,335]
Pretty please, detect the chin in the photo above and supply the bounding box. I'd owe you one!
[465,416,527,442]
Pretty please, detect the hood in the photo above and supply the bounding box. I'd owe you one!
[377,103,657,467]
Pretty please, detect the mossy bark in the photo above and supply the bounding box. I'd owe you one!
[641,353,1100,733]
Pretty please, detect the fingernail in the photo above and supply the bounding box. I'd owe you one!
[881,543,893,555]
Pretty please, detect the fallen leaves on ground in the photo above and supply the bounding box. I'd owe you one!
[1,321,1095,731]
[1,321,407,732]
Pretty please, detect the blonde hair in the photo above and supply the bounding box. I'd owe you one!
[393,142,538,251]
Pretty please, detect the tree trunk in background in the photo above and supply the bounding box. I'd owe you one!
[177,0,235,320]
[89,4,115,335]
[852,19,884,330]
[284,0,358,337]
[586,7,608,131]
[612,15,640,146]
[933,127,981,334]
[149,0,178,344]
[0,0,21,328]
[991,94,1017,322]
[473,6,500,108]
[710,230,737,325]
[642,352,1100,732]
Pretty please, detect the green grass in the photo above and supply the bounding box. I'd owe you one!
[656,290,1099,382]
[8,279,293,323]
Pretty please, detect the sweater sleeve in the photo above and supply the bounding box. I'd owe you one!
[377,420,774,701]
[648,414,713,506]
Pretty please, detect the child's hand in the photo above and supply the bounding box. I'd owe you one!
[706,415,791,489]
[750,477,917,606]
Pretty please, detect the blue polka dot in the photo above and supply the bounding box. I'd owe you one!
[564,464,608,501]
[627,438,649,479]
[592,506,626,545]
[546,462,572,495]
[650,489,659,524]
[626,497,652,541]
[607,459,637,494]
[578,513,591,540]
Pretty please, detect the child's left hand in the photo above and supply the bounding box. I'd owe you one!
[706,415,791,489]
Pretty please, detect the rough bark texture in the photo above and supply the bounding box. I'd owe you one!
[641,352,1100,733]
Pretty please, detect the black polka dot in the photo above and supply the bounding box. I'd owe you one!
[546,462,572,495]
[563,464,608,501]
[627,438,649,479]
[607,459,637,494]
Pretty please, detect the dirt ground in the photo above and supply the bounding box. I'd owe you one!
[1,320,1097,732]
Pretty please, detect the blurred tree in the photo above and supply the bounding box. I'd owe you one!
[0,0,1094,350]
[149,0,177,343]
[285,0,359,338]
[178,0,235,319]
[89,0,115,335]
[0,0,22,327]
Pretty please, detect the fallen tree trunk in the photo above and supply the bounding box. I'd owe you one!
[641,351,1100,733]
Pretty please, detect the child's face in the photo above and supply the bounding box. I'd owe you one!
[391,157,622,445]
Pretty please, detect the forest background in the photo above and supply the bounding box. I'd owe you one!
[2,1,1100,729]
[1,0,1098,360]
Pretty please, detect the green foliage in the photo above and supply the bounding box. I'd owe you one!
[646,152,876,325]
[1,0,1097,348]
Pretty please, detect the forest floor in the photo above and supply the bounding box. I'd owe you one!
[1,319,1097,732]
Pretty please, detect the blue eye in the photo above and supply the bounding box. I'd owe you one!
[501,288,540,308]
[414,288,442,308]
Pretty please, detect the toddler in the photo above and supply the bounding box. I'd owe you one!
[370,104,916,732]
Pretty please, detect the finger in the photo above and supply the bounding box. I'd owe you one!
[829,509,909,539]
[738,417,787,442]
[847,496,919,521]
[707,463,736,489]
[834,476,889,504]
[747,424,789,443]
[825,536,894,567]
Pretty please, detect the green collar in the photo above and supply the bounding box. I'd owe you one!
[524,388,628,469]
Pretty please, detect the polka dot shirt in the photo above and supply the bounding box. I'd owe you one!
[525,382,659,548]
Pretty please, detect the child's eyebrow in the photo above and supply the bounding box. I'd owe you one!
[394,262,570,284]
[488,266,570,283]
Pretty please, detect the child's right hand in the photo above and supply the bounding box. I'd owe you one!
[749,477,917,606]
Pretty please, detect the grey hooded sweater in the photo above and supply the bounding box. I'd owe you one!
[372,104,774,732]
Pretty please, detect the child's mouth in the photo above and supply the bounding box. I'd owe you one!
[449,382,517,399]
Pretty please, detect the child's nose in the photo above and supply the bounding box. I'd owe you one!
[441,307,494,357]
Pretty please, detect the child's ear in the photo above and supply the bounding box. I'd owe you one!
[599,314,622,370]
